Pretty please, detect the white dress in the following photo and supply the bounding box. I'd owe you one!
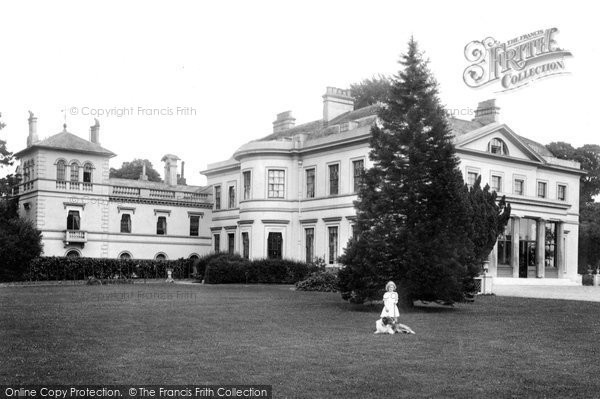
[380,291,399,318]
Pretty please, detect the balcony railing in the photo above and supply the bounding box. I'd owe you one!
[64,230,87,244]
[112,186,141,196]
[149,189,176,199]
[183,192,209,201]
[56,181,93,191]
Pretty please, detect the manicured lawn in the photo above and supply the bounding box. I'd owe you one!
[1,283,600,398]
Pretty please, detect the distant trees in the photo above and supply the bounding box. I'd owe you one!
[0,113,43,281]
[349,75,392,110]
[547,142,600,271]
[109,159,162,182]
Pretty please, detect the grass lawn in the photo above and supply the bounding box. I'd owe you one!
[1,283,600,398]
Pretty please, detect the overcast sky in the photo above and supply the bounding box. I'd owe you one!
[0,0,597,185]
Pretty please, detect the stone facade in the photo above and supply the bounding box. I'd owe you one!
[14,116,213,260]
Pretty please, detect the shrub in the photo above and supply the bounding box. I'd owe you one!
[23,256,197,282]
[295,271,339,292]
[203,256,318,284]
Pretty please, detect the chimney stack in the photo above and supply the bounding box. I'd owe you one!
[177,161,187,185]
[139,161,148,181]
[90,118,100,144]
[27,111,38,147]
[473,99,500,125]
[161,154,180,186]
[322,87,354,123]
[272,111,296,133]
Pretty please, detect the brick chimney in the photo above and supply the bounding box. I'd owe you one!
[161,154,180,186]
[273,111,295,133]
[322,87,354,123]
[90,118,100,144]
[27,111,38,147]
[473,99,500,125]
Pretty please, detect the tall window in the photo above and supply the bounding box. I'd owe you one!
[228,186,236,208]
[214,234,220,252]
[228,233,235,255]
[353,160,364,193]
[328,226,338,265]
[83,163,93,183]
[66,210,80,230]
[488,138,508,155]
[70,163,79,182]
[56,160,66,181]
[537,181,547,198]
[514,179,524,195]
[557,184,567,201]
[329,164,339,195]
[214,186,221,210]
[305,228,314,263]
[242,232,249,259]
[467,171,478,188]
[156,216,167,235]
[120,214,131,233]
[497,219,512,265]
[545,222,557,268]
[491,175,502,192]
[243,171,251,200]
[268,170,285,198]
[267,232,283,259]
[306,168,315,198]
[190,215,200,236]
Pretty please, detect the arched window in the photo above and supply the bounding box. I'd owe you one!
[119,252,132,260]
[488,138,508,155]
[155,253,167,261]
[70,162,79,181]
[57,160,66,181]
[66,249,80,258]
[120,214,132,233]
[83,163,93,183]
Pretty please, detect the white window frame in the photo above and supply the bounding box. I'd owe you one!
[557,183,568,201]
[266,168,287,199]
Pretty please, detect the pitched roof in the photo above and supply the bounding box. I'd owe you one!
[15,129,116,157]
[256,105,380,142]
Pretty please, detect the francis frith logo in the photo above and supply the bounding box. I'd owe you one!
[463,28,572,92]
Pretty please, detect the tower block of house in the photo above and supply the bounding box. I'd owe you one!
[202,88,583,282]
[14,114,213,260]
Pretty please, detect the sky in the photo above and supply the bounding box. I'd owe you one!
[0,0,597,186]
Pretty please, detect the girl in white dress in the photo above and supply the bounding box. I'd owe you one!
[380,281,400,320]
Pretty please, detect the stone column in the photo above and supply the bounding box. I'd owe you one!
[536,218,546,278]
[556,222,565,276]
[511,217,520,278]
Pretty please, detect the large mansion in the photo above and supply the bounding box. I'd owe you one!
[202,88,583,282]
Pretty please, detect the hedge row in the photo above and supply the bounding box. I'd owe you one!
[202,253,319,284]
[24,256,198,281]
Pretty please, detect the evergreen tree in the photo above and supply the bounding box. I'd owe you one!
[467,176,511,266]
[339,38,477,306]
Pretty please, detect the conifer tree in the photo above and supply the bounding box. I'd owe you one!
[339,38,478,305]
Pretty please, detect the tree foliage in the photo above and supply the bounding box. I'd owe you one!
[349,74,393,110]
[340,38,498,306]
[467,176,511,265]
[546,142,600,271]
[109,159,162,182]
[0,114,43,281]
